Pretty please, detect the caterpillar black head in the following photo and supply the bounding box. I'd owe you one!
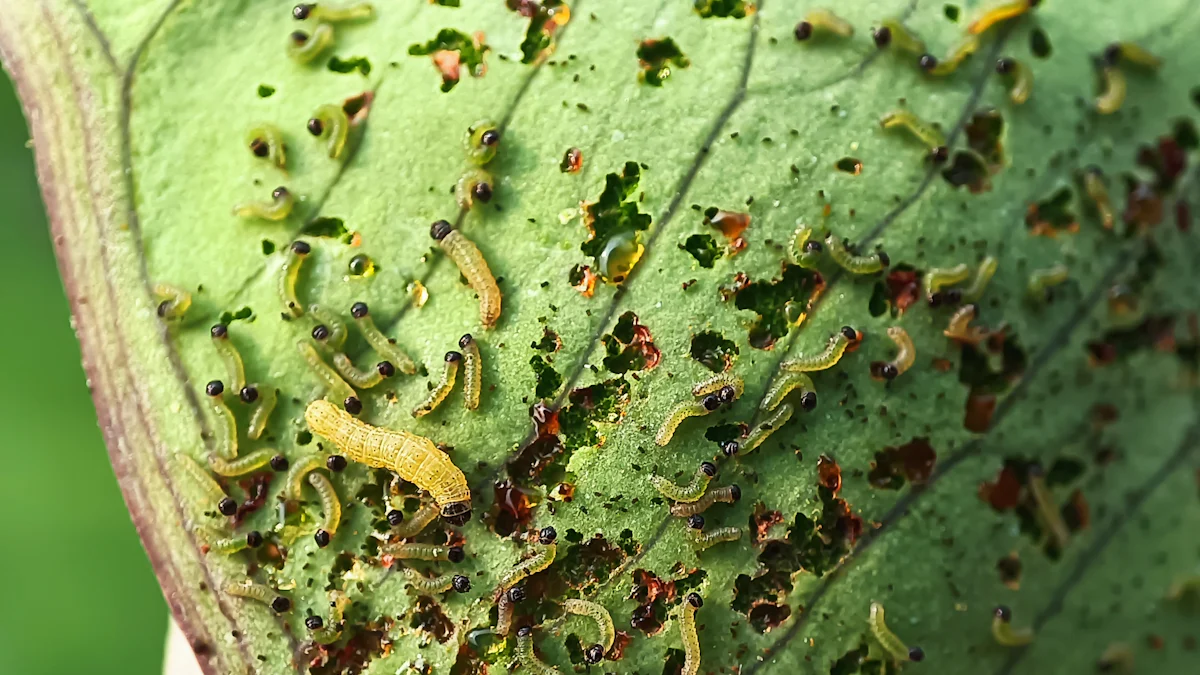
[441,500,472,526]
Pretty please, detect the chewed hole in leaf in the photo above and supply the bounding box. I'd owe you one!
[327,55,372,76]
[681,233,721,268]
[733,263,824,349]
[1030,27,1052,59]
[408,28,490,92]
[690,330,739,372]
[637,38,690,86]
[601,311,661,374]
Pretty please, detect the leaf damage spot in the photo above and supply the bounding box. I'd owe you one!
[693,0,755,19]
[733,263,825,349]
[530,354,563,399]
[834,157,863,175]
[703,207,750,254]
[569,263,598,297]
[581,162,652,284]
[408,29,490,92]
[601,311,661,374]
[690,330,739,372]
[868,438,937,489]
[509,0,571,64]
[681,233,721,268]
[637,38,690,86]
[327,55,372,76]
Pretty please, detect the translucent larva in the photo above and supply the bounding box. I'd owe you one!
[925,264,970,299]
[794,8,854,40]
[968,0,1037,36]
[412,352,461,418]
[459,334,481,411]
[292,3,375,23]
[1026,265,1069,302]
[287,23,334,64]
[208,448,275,477]
[305,399,472,524]
[670,485,741,517]
[868,602,924,664]
[1165,569,1200,600]
[680,593,703,675]
[210,324,246,393]
[309,591,349,645]
[246,125,286,170]
[944,303,986,345]
[788,226,824,269]
[495,586,523,636]
[246,385,277,441]
[497,527,558,595]
[825,234,889,274]
[285,454,326,501]
[692,372,744,400]
[928,34,981,76]
[235,186,294,222]
[225,578,291,614]
[384,542,466,562]
[332,354,395,389]
[153,284,192,322]
[996,58,1032,104]
[1104,41,1162,70]
[280,240,310,317]
[515,626,561,675]
[402,568,472,594]
[1027,465,1070,551]
[687,523,743,551]
[455,167,495,209]
[780,326,862,373]
[962,256,998,302]
[650,462,717,503]
[870,326,915,382]
[991,605,1034,646]
[392,501,440,539]
[655,395,722,447]
[737,403,794,456]
[203,381,238,461]
[431,220,501,328]
[1097,643,1134,673]
[1082,168,1115,229]
[297,341,356,404]
[308,472,341,546]
[349,302,417,375]
[307,103,350,159]
[464,119,500,165]
[200,527,264,555]
[562,598,616,657]
[1095,65,1126,115]
[879,110,947,149]
[762,372,817,413]
[308,304,348,350]
[876,19,927,54]
[177,455,236,516]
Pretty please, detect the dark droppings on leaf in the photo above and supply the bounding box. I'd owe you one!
[734,263,824,349]
[601,311,661,373]
[581,162,651,283]
[408,28,490,92]
[690,330,739,372]
[681,233,721,268]
[637,38,690,86]
[327,55,372,76]
[1030,27,1052,59]
[868,438,937,489]
[256,84,275,98]
[693,0,754,19]
[530,354,563,399]
[302,216,350,239]
[834,157,863,175]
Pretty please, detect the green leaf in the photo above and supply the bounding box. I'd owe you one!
[4,1,1200,674]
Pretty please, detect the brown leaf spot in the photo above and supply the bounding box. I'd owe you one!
[979,466,1022,511]
[817,454,842,493]
[964,392,997,432]
[868,438,937,489]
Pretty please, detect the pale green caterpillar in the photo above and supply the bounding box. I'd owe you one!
[286,24,334,64]
[655,394,721,446]
[464,119,499,165]
[246,124,286,170]
[176,454,237,516]
[459,334,481,411]
[200,527,264,555]
[297,341,355,405]
[515,626,561,675]
[332,353,396,389]
[669,485,740,517]
[762,372,817,413]
[824,234,889,274]
[496,527,558,596]
[412,352,461,418]
[234,186,294,221]
[225,577,291,613]
[649,462,716,503]
[991,605,1034,646]
[868,602,924,663]
[384,542,466,562]
[308,472,341,548]
[208,448,275,477]
[307,103,350,158]
[563,598,615,664]
[680,593,703,675]
[279,240,310,317]
[349,302,418,375]
[203,380,237,461]
[780,327,862,373]
[455,167,494,209]
[685,515,743,551]
[737,403,794,456]
[392,501,440,539]
[401,568,471,594]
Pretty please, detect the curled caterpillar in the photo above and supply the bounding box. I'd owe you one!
[402,568,472,594]
[287,24,334,64]
[226,578,291,614]
[868,602,925,664]
[788,226,824,269]
[392,500,440,539]
[879,110,946,149]
[655,394,722,446]
[873,18,927,54]
[944,303,988,345]
[308,591,349,645]
[307,103,350,159]
[927,34,981,76]
[245,384,276,440]
[332,353,396,389]
[1097,643,1134,673]
[455,167,494,209]
[384,542,466,562]
[1095,64,1126,115]
[996,58,1032,104]
[297,341,356,404]
[870,326,915,382]
[203,380,238,461]
[431,220,501,328]
[968,0,1037,36]
[762,372,817,413]
[650,462,716,503]
[1104,41,1162,70]
[825,233,889,274]
[1082,168,1115,229]
[459,334,481,411]
[991,605,1034,646]
[177,454,236,516]
[670,485,740,517]
[685,516,743,551]
[280,240,310,317]
[962,256,998,302]
[737,403,794,456]
[680,593,703,675]
[153,284,192,322]
[794,8,854,40]
[208,448,275,477]
[349,302,417,375]
[308,304,348,349]
[495,585,524,637]
[780,326,862,373]
[305,399,472,524]
[292,2,375,23]
[246,124,286,170]
[308,472,341,547]
[413,352,461,418]
[1027,264,1069,303]
[515,626,562,675]
[925,263,970,299]
[200,527,264,555]
[562,598,616,659]
[497,527,558,596]
[692,373,744,400]
[464,119,499,165]
[1027,464,1070,551]
[285,454,326,501]
[235,186,294,221]
[210,324,246,393]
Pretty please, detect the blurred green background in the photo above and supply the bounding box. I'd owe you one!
[0,79,167,671]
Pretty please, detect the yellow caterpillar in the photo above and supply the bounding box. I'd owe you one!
[431,220,501,328]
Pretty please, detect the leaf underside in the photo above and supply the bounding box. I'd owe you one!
[3,1,1200,674]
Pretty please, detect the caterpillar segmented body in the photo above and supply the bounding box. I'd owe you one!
[738,403,794,456]
[459,334,481,411]
[308,104,350,158]
[1097,643,1134,673]
[349,302,417,375]
[1082,168,1115,230]
[235,186,294,221]
[928,34,981,76]
[925,264,970,298]
[455,167,494,209]
[309,591,349,644]
[825,234,889,274]
[996,58,1032,104]
[780,327,862,373]
[670,485,740,517]
[292,2,375,23]
[495,586,522,636]
[413,352,461,418]
[1028,465,1069,551]
[225,578,291,613]
[680,593,703,675]
[687,524,743,551]
[210,324,246,393]
[247,124,286,170]
[876,18,927,54]
[868,602,924,664]
[200,527,263,555]
[245,384,277,440]
[298,341,355,404]
[392,501,439,539]
[204,381,238,460]
[963,256,998,302]
[968,0,1036,35]
[879,110,946,149]
[464,119,499,165]
[401,568,471,593]
[991,606,1034,646]
[691,373,744,401]
[762,372,817,413]
[655,395,721,446]
[308,304,348,350]
[562,599,616,655]
[285,454,326,501]
[1095,65,1126,115]
[1027,265,1069,302]
[788,226,823,269]
[332,353,395,389]
[280,240,310,317]
[287,24,334,64]
[944,304,987,345]
[308,472,341,546]
[795,8,854,39]
[208,448,275,477]
[153,284,192,322]
[1166,569,1200,600]
[870,327,915,382]
[305,400,472,524]
[385,543,466,562]
[1105,41,1161,69]
[177,454,236,516]
[650,462,716,503]
[431,220,502,328]
[497,528,558,596]
[515,627,562,675]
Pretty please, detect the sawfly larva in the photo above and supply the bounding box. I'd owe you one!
[209,324,246,393]
[650,462,717,503]
[177,455,237,516]
[285,454,325,501]
[654,394,722,447]
[991,605,1034,646]
[384,542,466,562]
[962,256,998,302]
[1026,265,1069,303]
[431,220,502,328]
[208,448,275,477]
[392,500,439,539]
[307,103,350,159]
[1165,569,1200,601]
[788,226,823,268]
[280,240,310,317]
[737,403,794,456]
[305,399,472,524]
[308,304,348,349]
[780,326,862,373]
[308,472,341,547]
[153,284,192,322]
[1082,167,1115,229]
[968,0,1038,35]
[692,372,744,400]
[348,302,417,375]
[497,527,558,595]
[298,341,356,404]
[235,186,294,221]
[685,516,743,551]
[879,110,946,149]
[868,602,925,664]
[928,34,981,76]
[1095,64,1126,115]
[225,578,291,613]
[413,351,461,418]
[287,24,334,64]
[200,527,264,555]
[459,334,481,411]
[308,591,348,644]
[332,353,395,389]
[464,119,499,165]
[1104,41,1162,70]
[246,124,286,170]
[292,2,375,23]
[203,381,238,460]
[944,303,987,345]
[873,19,927,53]
[515,626,561,675]
[825,233,889,274]
[563,598,615,662]
[246,384,277,440]
[996,58,1032,104]
[670,485,740,517]
[1097,643,1134,673]
[1027,464,1070,551]
[680,593,703,675]
[870,326,915,382]
[925,263,970,299]
[495,585,524,636]
[455,167,494,209]
[402,568,472,593]
[794,8,854,40]
[762,372,817,413]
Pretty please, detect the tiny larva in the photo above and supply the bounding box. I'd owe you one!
[176,454,236,516]
[308,590,349,645]
[879,109,946,149]
[307,103,350,158]
[738,402,795,456]
[1026,264,1069,303]
[991,605,1034,646]
[515,626,559,675]
[968,0,1037,36]
[308,304,348,350]
[401,568,471,594]
[868,602,924,664]
[297,340,356,405]
[210,324,246,393]
[332,353,395,389]
[869,326,915,382]
[208,448,275,477]
[200,527,263,555]
[562,598,616,661]
[794,8,854,40]
[292,2,375,23]
[1104,41,1162,70]
[459,334,482,411]
[287,25,334,64]
[246,384,277,440]
[928,34,981,76]
[225,577,291,614]
[685,516,743,551]
[762,372,816,413]
[280,240,310,317]
[1081,168,1116,230]
[464,119,500,165]
[680,592,703,675]
[431,220,501,328]
[413,351,462,418]
[235,186,294,221]
[788,226,823,269]
[1027,464,1070,551]
[455,167,495,209]
[349,302,417,375]
[246,124,286,170]
[780,326,862,373]
[1095,63,1127,115]
[944,303,987,345]
[384,542,466,562]
[285,453,326,501]
[496,527,558,597]
[391,500,439,539]
[669,484,740,517]
[650,462,717,503]
[996,58,1032,105]
[655,394,721,447]
[962,255,999,302]
[874,18,927,54]
[495,585,523,637]
[825,233,889,274]
[153,284,192,322]
[924,263,970,299]
[204,380,238,461]
[308,472,341,547]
